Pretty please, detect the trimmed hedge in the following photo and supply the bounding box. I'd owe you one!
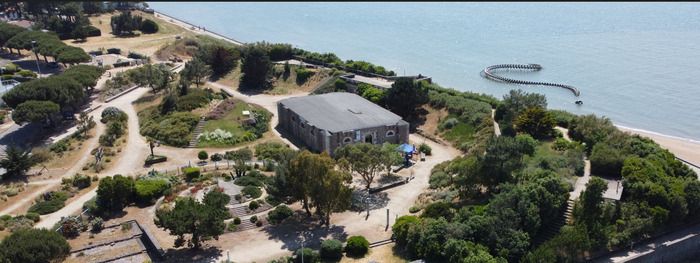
[320,239,343,260]
[145,155,167,165]
[345,235,369,257]
[242,185,262,198]
[183,167,201,181]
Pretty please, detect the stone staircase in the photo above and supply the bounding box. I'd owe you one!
[531,199,575,247]
[188,117,206,148]
[229,203,273,218]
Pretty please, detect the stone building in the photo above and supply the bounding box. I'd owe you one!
[277,92,409,155]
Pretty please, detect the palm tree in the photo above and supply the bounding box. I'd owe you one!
[0,146,32,179]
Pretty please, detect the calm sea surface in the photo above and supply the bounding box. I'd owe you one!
[149,2,700,141]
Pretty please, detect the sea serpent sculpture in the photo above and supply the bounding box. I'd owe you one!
[481,64,580,97]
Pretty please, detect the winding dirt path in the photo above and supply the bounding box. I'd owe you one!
[34,88,151,229]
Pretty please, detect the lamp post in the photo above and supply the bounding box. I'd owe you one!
[31,40,41,77]
[300,231,306,263]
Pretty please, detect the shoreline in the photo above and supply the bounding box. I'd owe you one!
[152,10,244,46]
[152,7,700,170]
[617,125,700,169]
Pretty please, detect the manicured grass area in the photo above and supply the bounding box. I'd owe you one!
[197,99,270,148]
[440,113,478,149]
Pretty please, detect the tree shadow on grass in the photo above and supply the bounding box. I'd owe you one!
[161,246,223,263]
[262,211,349,252]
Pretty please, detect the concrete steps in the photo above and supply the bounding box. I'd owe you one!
[531,199,575,247]
[188,117,206,148]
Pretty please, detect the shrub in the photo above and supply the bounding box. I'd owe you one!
[144,155,167,165]
[28,191,69,215]
[103,104,129,123]
[135,178,170,204]
[242,185,262,198]
[248,200,260,210]
[0,228,70,263]
[3,63,19,74]
[344,236,369,257]
[295,68,314,84]
[198,151,208,161]
[60,216,82,237]
[177,92,211,111]
[409,206,421,213]
[183,167,201,181]
[127,52,145,59]
[267,205,293,225]
[250,215,258,223]
[227,221,237,231]
[140,19,159,34]
[50,139,70,153]
[233,217,241,225]
[90,217,104,232]
[294,248,320,263]
[419,143,432,155]
[320,239,343,260]
[84,25,101,37]
[72,174,92,189]
[24,212,40,223]
[255,220,263,227]
[234,175,264,187]
[107,48,121,54]
[17,70,37,78]
[139,110,199,147]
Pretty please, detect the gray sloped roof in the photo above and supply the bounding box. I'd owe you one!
[278,92,406,133]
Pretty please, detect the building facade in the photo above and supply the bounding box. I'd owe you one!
[278,92,409,155]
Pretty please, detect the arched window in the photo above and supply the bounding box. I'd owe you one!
[343,137,352,144]
[386,130,395,137]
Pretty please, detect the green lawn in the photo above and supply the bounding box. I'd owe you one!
[197,99,267,147]
[440,114,477,150]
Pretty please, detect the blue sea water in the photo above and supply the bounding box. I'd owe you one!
[149,2,700,141]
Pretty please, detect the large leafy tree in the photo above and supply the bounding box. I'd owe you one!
[129,63,173,93]
[96,174,135,213]
[11,100,60,125]
[288,151,329,215]
[62,65,105,93]
[110,11,142,35]
[0,146,33,180]
[0,228,70,263]
[181,57,212,88]
[240,45,272,89]
[380,143,403,177]
[2,76,86,111]
[310,168,352,226]
[0,22,26,47]
[197,44,240,76]
[56,46,91,65]
[479,136,534,191]
[155,190,230,249]
[225,147,253,177]
[384,77,429,119]
[334,143,385,189]
[514,106,555,139]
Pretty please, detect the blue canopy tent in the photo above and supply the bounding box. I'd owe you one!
[397,143,415,166]
[397,143,415,153]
